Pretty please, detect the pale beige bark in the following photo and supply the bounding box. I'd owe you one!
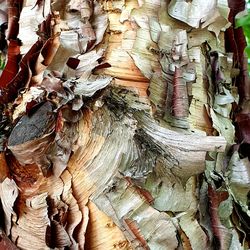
[0,0,243,249]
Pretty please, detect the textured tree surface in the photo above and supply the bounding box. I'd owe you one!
[0,0,249,249]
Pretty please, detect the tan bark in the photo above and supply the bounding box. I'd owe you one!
[0,0,248,249]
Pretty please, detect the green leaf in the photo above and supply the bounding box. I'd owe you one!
[245,45,250,59]
[0,54,6,70]
[236,12,250,28]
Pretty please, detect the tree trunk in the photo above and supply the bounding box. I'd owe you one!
[0,0,249,249]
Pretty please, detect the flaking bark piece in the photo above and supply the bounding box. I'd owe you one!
[208,184,233,249]
[0,40,22,89]
[171,67,189,118]
[6,0,23,41]
[0,153,9,182]
[0,177,18,236]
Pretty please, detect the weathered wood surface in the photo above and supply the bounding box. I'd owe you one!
[0,0,249,249]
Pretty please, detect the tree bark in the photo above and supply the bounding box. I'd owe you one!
[0,0,249,249]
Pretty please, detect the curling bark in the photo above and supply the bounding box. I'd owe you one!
[0,0,249,249]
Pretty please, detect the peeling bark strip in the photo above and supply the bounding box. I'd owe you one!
[0,40,21,88]
[0,153,9,181]
[0,0,22,97]
[0,0,249,249]
[171,67,189,118]
[0,11,61,104]
[207,185,232,250]
[6,0,23,40]
[124,219,149,250]
[226,0,250,148]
